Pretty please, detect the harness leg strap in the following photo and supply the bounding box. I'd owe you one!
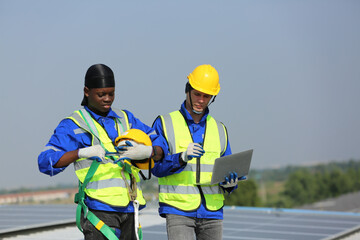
[75,161,119,240]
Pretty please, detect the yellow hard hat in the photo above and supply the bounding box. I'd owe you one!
[114,129,154,170]
[187,64,220,96]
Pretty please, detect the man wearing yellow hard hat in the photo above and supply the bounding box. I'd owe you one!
[38,64,167,240]
[152,64,245,240]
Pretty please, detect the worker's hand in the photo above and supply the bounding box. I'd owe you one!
[220,172,246,188]
[116,140,152,161]
[78,145,105,162]
[181,143,205,162]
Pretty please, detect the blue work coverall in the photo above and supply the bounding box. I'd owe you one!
[151,102,234,220]
[38,106,167,212]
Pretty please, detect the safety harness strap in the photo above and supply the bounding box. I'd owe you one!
[74,108,142,240]
[87,211,118,240]
[75,161,119,240]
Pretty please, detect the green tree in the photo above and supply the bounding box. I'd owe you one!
[282,169,317,206]
[347,168,360,191]
[313,171,330,201]
[326,168,352,197]
[224,179,261,206]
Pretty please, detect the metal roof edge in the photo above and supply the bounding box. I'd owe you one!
[0,219,75,237]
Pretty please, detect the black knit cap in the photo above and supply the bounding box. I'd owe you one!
[81,64,115,106]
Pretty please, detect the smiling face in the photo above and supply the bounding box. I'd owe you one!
[185,88,212,114]
[84,87,115,116]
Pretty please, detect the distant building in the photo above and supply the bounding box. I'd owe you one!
[0,189,77,204]
[300,191,360,213]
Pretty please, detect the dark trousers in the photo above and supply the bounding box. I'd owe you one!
[81,209,136,240]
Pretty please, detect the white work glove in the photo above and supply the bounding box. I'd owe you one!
[116,140,152,161]
[78,145,105,162]
[181,143,205,162]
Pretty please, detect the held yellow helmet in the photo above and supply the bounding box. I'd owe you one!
[114,129,154,170]
[187,64,220,96]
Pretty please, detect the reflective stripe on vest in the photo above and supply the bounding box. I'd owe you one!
[67,108,146,207]
[158,111,227,211]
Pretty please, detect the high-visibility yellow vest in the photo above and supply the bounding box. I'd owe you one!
[158,111,228,211]
[67,108,146,207]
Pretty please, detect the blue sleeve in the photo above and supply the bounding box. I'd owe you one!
[38,119,89,176]
[123,110,168,154]
[151,116,187,178]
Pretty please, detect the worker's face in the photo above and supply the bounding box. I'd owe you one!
[85,87,115,116]
[186,89,212,113]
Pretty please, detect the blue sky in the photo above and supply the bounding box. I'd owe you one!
[1,0,360,189]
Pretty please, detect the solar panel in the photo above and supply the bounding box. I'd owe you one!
[1,205,360,240]
[220,207,360,240]
[0,204,75,234]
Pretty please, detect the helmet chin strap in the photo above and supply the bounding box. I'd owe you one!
[189,91,216,115]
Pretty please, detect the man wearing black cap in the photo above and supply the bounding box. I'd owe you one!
[38,64,166,240]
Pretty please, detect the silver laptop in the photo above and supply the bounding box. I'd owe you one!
[210,149,253,185]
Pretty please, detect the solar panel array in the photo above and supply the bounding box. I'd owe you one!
[220,207,360,240]
[0,204,75,234]
[1,204,360,240]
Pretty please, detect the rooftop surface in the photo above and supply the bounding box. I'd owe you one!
[1,204,360,240]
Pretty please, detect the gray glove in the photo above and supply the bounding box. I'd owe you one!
[116,140,152,161]
[78,145,105,162]
[181,143,205,162]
